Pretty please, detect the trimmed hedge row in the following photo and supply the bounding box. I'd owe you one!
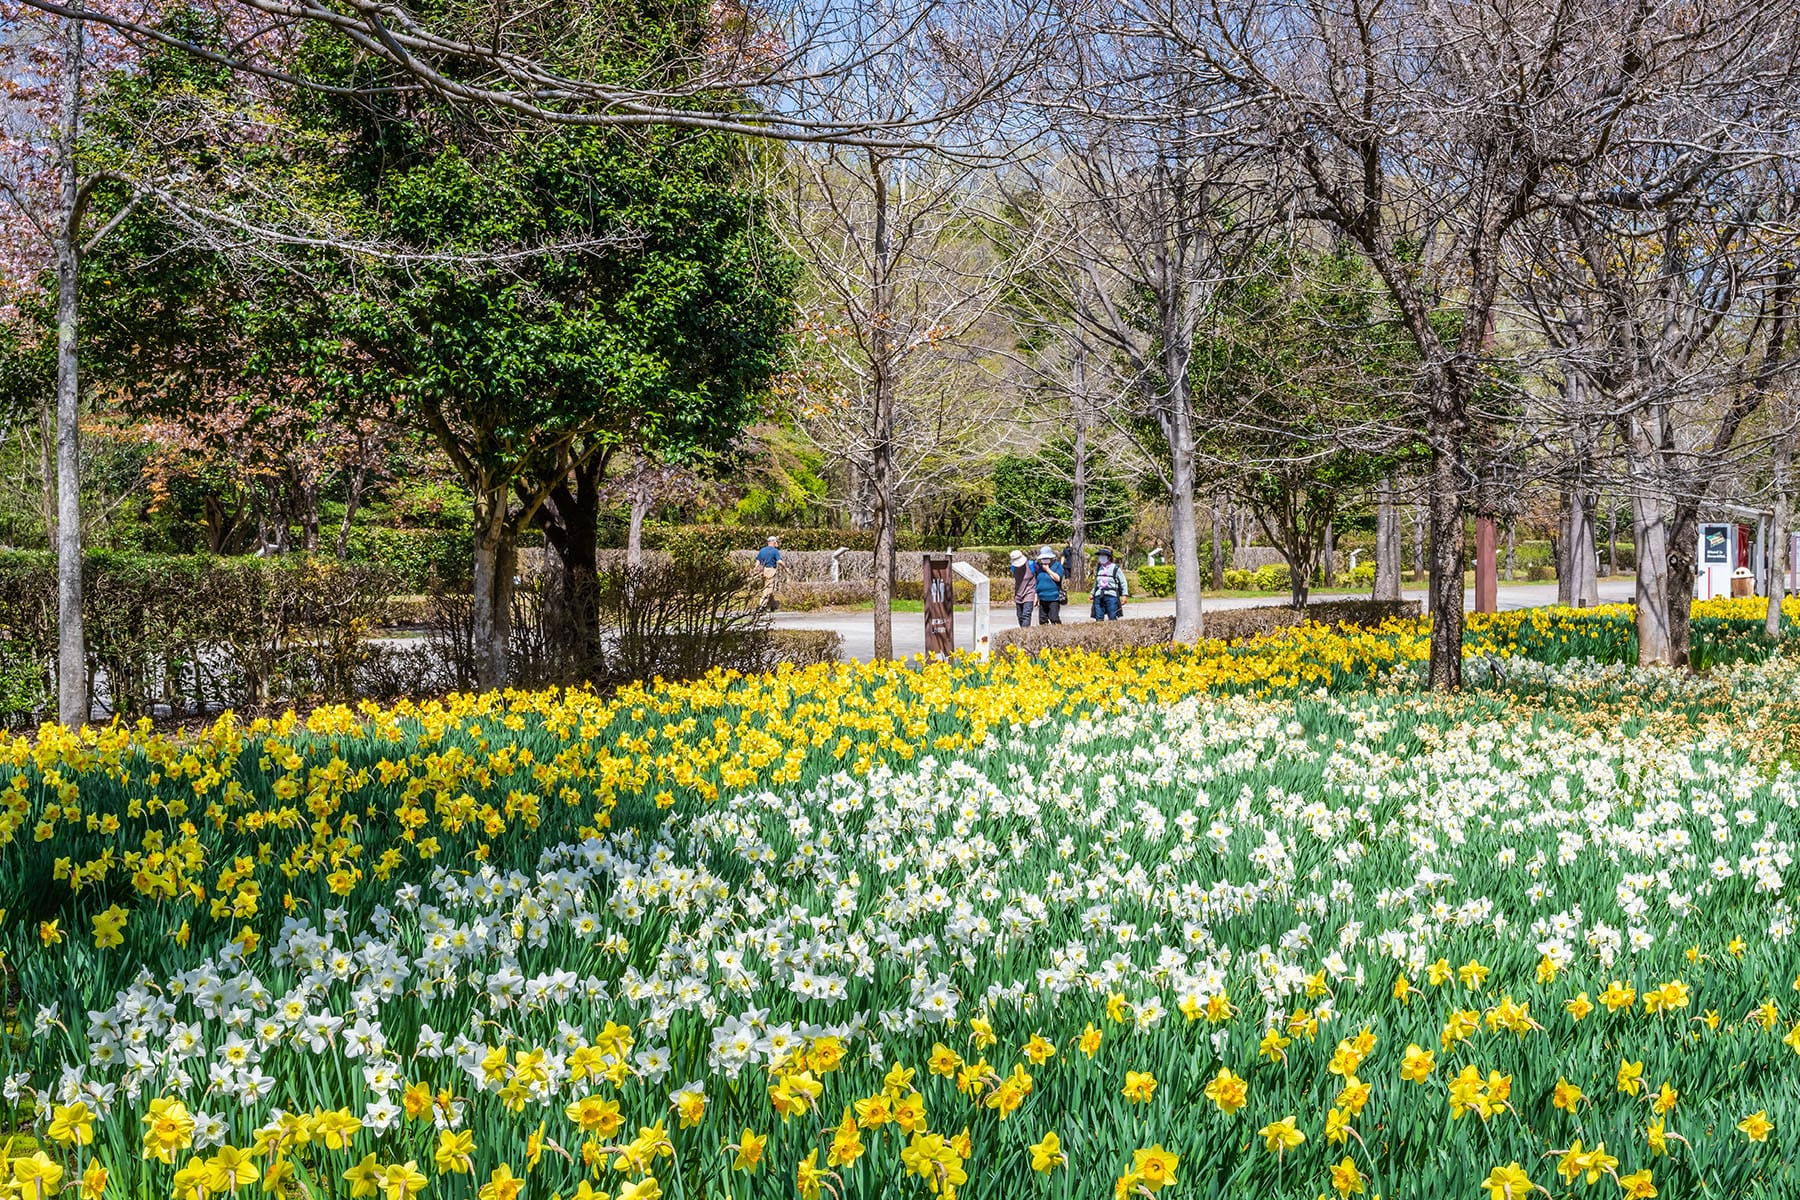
[993,600,1421,654]
[0,552,396,722]
[640,525,934,553]
[343,527,471,591]
[766,629,845,666]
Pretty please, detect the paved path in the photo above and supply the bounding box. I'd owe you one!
[771,579,1639,661]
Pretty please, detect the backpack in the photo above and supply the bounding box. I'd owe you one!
[1095,562,1125,596]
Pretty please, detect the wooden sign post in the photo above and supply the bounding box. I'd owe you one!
[923,553,955,657]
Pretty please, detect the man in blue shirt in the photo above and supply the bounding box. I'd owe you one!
[755,536,782,610]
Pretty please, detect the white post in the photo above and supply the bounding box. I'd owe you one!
[1148,548,1164,567]
[830,547,848,582]
[951,561,989,662]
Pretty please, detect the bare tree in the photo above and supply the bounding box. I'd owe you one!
[1127,0,1797,687]
[1770,393,1794,639]
[20,0,1051,148]
[1513,164,1800,665]
[1015,115,1271,641]
[782,145,1018,657]
[0,11,130,725]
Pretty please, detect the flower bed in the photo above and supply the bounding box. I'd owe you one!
[1,618,1797,1199]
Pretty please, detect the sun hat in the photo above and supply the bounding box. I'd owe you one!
[1010,549,1027,567]
[1037,545,1056,560]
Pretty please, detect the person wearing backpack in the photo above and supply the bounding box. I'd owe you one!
[1032,545,1065,624]
[1092,548,1129,620]
[1010,549,1036,627]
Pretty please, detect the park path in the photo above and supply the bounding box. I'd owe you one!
[770,579,1640,662]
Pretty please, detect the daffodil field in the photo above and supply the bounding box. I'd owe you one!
[3,600,1800,1200]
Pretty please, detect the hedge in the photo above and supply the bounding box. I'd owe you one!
[992,599,1421,655]
[639,524,934,553]
[765,629,845,666]
[343,527,472,591]
[0,551,396,723]
[994,616,1178,654]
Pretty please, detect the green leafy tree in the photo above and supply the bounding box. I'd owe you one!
[972,437,1135,548]
[1194,248,1422,607]
[81,18,795,687]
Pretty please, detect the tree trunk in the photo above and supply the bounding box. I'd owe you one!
[1570,485,1599,606]
[1320,520,1335,587]
[1411,501,1426,586]
[1632,488,1675,665]
[626,498,648,568]
[538,454,604,671]
[1666,499,1701,669]
[1425,412,1466,690]
[1504,522,1515,582]
[1226,501,1241,567]
[1555,486,1573,607]
[296,478,321,554]
[1374,476,1401,600]
[38,401,56,543]
[1288,556,1310,608]
[53,16,85,728]
[335,462,368,559]
[1770,434,1790,639]
[470,487,515,689]
[1210,497,1226,590]
[1068,355,1088,589]
[869,153,898,660]
[1168,422,1203,641]
[1605,501,1617,578]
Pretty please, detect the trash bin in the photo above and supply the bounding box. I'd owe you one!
[1731,566,1755,598]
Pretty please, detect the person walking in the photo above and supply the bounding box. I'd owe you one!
[1032,545,1065,624]
[755,536,782,610]
[1092,548,1128,620]
[1010,549,1036,627]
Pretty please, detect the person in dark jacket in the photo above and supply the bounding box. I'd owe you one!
[1032,545,1064,624]
[1010,549,1036,626]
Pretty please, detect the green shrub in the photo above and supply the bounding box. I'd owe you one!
[1252,563,1291,592]
[1136,565,1176,596]
[1346,562,1376,586]
[345,527,470,591]
[0,640,47,727]
[1223,568,1255,590]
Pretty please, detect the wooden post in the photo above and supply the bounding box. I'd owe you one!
[1475,516,1498,614]
[923,554,955,657]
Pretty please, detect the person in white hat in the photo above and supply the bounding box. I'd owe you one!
[1009,549,1035,627]
[1031,545,1065,624]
